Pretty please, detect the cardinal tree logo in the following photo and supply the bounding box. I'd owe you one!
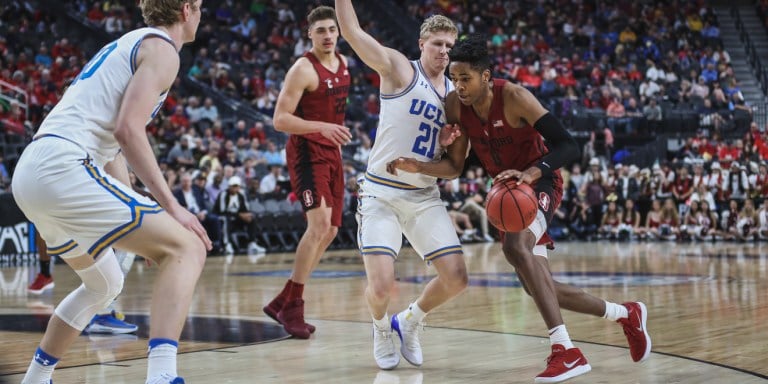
[302,190,314,207]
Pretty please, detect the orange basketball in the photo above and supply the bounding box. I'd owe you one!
[485,180,538,233]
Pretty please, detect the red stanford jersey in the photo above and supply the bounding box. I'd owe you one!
[460,79,562,183]
[296,51,350,147]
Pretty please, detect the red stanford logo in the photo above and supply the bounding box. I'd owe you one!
[538,192,550,211]
[302,190,314,207]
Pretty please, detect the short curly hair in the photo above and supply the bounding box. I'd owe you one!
[448,34,490,73]
[419,14,458,40]
[140,0,198,27]
[307,6,337,28]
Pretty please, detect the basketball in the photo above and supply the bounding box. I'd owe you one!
[485,180,538,233]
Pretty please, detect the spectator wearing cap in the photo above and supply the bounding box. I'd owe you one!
[615,164,639,204]
[727,161,749,201]
[213,175,257,250]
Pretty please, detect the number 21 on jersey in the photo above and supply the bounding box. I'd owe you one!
[411,122,439,158]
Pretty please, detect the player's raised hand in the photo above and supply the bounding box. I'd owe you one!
[386,157,422,176]
[438,123,462,147]
[321,123,353,146]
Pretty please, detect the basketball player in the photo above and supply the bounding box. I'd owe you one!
[262,6,352,339]
[389,35,651,383]
[336,0,468,371]
[11,1,210,383]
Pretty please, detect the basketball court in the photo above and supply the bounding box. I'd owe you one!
[0,241,766,383]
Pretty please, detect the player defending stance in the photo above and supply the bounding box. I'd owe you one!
[12,1,210,383]
[336,0,468,371]
[389,35,651,383]
[262,6,352,339]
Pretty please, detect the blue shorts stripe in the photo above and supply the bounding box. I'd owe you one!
[83,163,163,257]
[47,240,77,256]
[424,245,463,261]
[365,172,421,190]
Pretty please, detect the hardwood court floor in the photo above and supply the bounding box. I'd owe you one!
[0,241,766,383]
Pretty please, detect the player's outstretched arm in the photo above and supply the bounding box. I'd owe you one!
[272,59,351,146]
[335,0,412,86]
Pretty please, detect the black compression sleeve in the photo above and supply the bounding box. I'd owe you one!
[532,112,580,177]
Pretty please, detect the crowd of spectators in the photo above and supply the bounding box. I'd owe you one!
[2,0,768,253]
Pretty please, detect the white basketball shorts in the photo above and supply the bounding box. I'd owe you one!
[356,174,462,262]
[11,135,163,259]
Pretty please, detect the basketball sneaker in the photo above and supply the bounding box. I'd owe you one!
[264,297,316,333]
[85,311,138,334]
[372,324,400,370]
[276,298,311,339]
[391,311,423,366]
[145,373,185,384]
[618,302,651,362]
[28,273,54,294]
[534,344,591,383]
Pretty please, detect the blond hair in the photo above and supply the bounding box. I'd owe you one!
[139,0,197,27]
[419,14,458,40]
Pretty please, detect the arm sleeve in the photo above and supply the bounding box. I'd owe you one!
[532,112,580,177]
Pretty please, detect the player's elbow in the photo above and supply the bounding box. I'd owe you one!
[446,160,464,179]
[113,125,136,146]
[273,113,289,133]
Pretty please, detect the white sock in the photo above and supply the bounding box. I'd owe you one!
[21,347,58,384]
[405,302,427,323]
[373,314,390,330]
[603,301,628,321]
[548,325,574,349]
[147,340,178,379]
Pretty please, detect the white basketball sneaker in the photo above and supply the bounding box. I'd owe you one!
[391,311,423,366]
[373,323,400,370]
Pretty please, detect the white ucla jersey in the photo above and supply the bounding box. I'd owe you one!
[365,60,453,189]
[38,28,174,166]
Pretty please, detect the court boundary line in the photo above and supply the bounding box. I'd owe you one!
[1,316,765,380]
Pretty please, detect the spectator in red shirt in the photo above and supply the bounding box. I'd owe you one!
[169,106,190,131]
[248,121,267,143]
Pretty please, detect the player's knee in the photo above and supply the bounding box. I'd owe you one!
[325,226,339,243]
[88,254,125,302]
[440,259,468,292]
[308,219,334,240]
[501,241,531,267]
[156,237,207,271]
[186,240,207,270]
[367,276,393,301]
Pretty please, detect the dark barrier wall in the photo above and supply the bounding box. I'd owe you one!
[0,192,36,256]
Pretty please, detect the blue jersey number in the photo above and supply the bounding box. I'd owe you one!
[411,122,439,158]
[72,41,118,85]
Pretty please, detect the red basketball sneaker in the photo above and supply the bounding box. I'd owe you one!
[534,344,591,383]
[264,296,316,334]
[618,302,652,362]
[277,298,311,339]
[28,273,54,294]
